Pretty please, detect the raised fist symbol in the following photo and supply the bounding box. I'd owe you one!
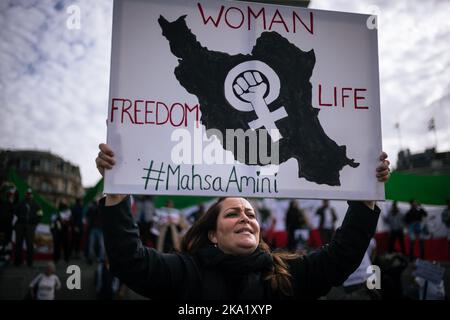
[224,60,288,142]
[233,71,268,103]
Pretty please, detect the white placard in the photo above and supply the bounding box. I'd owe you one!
[105,0,383,200]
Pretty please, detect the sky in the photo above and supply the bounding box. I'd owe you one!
[1,0,449,187]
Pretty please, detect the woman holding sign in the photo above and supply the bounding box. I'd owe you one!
[95,143,390,299]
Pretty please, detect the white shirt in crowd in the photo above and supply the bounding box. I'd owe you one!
[59,209,71,222]
[155,207,182,225]
[29,274,61,300]
[322,207,335,230]
[343,238,376,287]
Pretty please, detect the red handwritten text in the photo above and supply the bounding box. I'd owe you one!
[110,98,200,127]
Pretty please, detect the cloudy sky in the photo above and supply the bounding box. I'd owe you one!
[1,0,449,187]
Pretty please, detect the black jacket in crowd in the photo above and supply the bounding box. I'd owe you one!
[0,200,16,232]
[15,199,41,226]
[99,197,380,300]
[315,206,338,230]
[404,207,427,225]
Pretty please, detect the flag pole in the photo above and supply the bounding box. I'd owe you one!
[428,118,438,150]
[434,127,438,150]
[395,122,402,151]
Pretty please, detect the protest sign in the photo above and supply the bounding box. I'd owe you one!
[414,259,445,285]
[105,0,383,200]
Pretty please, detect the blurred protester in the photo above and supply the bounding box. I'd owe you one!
[87,200,105,264]
[377,252,409,299]
[28,262,61,300]
[285,200,311,252]
[136,196,156,247]
[71,198,84,259]
[14,188,42,267]
[189,204,205,224]
[51,202,72,264]
[155,200,188,253]
[384,201,406,255]
[327,238,380,300]
[315,200,337,245]
[404,199,428,260]
[0,188,17,264]
[257,203,273,245]
[343,238,379,298]
[50,206,62,263]
[441,199,450,259]
[95,256,120,300]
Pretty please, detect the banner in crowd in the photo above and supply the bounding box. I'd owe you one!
[385,172,450,205]
[105,0,383,200]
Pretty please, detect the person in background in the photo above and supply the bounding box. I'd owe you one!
[50,205,63,264]
[87,200,105,264]
[189,204,205,224]
[155,200,189,253]
[315,200,337,245]
[28,262,61,300]
[14,188,42,267]
[441,199,450,260]
[327,238,379,300]
[404,199,428,260]
[59,202,72,262]
[51,202,72,264]
[71,198,84,259]
[285,200,311,252]
[344,238,379,299]
[384,201,406,255]
[0,188,17,264]
[95,256,121,300]
[136,196,156,247]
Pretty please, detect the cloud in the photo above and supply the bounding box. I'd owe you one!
[0,0,112,186]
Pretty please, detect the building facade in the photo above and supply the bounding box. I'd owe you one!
[0,149,83,206]
[396,148,450,174]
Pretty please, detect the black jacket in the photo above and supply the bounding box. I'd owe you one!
[0,200,16,231]
[404,207,427,225]
[315,206,338,230]
[15,199,41,226]
[100,197,379,300]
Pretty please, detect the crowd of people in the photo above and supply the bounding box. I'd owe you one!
[1,177,449,300]
[0,188,105,267]
[384,199,450,261]
[0,188,43,267]
[2,188,447,267]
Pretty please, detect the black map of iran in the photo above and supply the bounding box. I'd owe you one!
[158,15,359,186]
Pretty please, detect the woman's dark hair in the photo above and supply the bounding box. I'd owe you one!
[181,197,299,296]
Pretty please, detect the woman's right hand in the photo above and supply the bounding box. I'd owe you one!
[95,143,116,177]
[95,143,126,206]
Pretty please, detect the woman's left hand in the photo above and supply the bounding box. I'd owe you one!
[376,151,391,182]
[363,152,391,210]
